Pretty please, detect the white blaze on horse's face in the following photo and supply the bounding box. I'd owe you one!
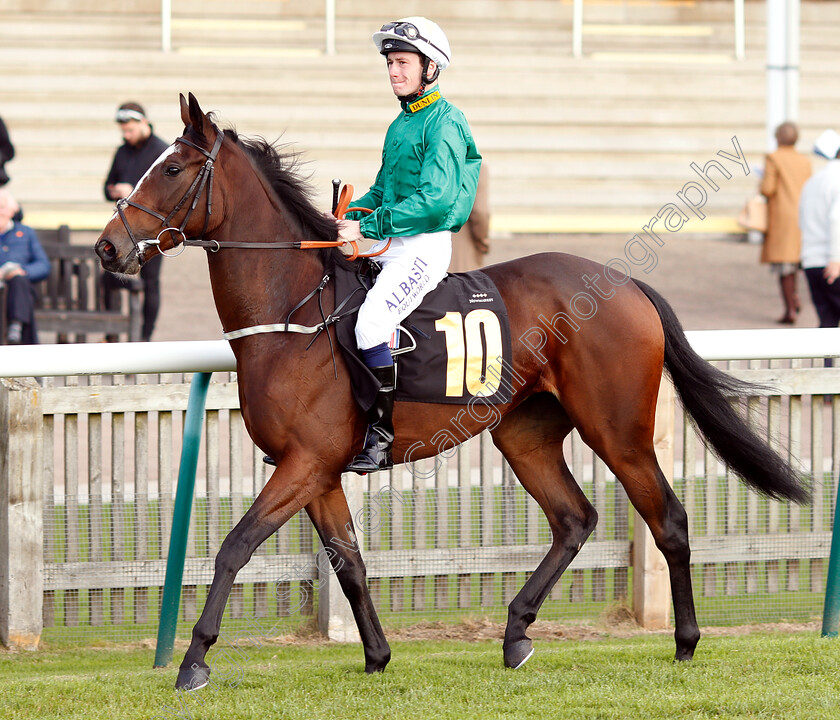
[105,144,180,228]
[131,144,185,259]
[134,144,180,196]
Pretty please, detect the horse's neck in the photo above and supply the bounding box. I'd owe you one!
[205,208,327,335]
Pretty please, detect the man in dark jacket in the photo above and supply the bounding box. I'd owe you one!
[103,102,169,342]
[0,115,14,188]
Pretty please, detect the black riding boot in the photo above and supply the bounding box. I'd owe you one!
[345,364,395,474]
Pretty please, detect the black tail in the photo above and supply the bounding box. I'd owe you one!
[634,279,809,504]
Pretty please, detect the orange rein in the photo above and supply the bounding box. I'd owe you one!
[298,183,391,262]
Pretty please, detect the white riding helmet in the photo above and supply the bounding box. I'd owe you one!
[372,17,451,71]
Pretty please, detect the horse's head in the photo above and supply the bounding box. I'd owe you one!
[95,93,224,275]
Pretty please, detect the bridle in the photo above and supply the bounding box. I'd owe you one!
[113,129,348,265]
[115,132,224,264]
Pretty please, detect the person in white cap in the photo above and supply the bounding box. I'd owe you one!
[104,102,168,202]
[798,129,840,330]
[102,102,169,342]
[338,17,482,474]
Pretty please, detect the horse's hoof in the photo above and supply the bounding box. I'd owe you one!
[675,629,699,662]
[175,663,210,691]
[364,650,391,673]
[503,639,534,669]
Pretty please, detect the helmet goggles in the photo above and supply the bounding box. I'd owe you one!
[379,21,448,60]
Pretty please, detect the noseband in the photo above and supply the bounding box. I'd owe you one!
[115,132,224,264]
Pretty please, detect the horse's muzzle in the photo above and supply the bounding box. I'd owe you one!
[95,237,139,275]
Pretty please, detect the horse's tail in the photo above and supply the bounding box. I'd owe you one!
[633,279,809,504]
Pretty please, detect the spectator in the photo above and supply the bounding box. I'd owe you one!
[103,102,168,341]
[0,115,23,223]
[449,163,490,273]
[799,129,840,330]
[0,189,50,344]
[0,115,14,188]
[760,122,812,324]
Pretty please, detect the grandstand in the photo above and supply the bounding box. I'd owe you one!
[2,0,838,234]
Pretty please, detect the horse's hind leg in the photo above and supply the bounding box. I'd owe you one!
[577,414,700,661]
[604,447,699,660]
[304,488,391,672]
[490,394,598,669]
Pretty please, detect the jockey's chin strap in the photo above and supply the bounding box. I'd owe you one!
[116,132,224,265]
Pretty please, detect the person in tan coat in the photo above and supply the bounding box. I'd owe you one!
[448,163,490,272]
[760,122,812,323]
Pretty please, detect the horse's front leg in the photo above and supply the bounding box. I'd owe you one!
[305,487,391,672]
[175,463,322,691]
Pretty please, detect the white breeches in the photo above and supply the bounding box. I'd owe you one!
[355,231,452,350]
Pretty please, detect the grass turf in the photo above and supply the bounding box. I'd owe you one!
[2,630,840,719]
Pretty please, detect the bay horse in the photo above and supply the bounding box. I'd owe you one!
[95,93,807,691]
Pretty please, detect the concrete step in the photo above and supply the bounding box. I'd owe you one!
[10,0,838,25]
[3,2,839,233]
[12,150,747,182]
[7,124,774,156]
[11,160,758,213]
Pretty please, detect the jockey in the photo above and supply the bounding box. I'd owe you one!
[339,17,482,474]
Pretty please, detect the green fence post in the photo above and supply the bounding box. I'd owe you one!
[822,471,840,638]
[154,371,212,667]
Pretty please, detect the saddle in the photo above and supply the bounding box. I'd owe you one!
[330,257,515,411]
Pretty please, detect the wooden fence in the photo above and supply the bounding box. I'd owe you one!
[32,373,634,642]
[1,357,839,649]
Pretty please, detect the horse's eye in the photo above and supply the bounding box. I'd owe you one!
[164,165,182,177]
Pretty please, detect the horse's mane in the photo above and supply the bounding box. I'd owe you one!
[230,127,362,270]
[219,126,340,246]
[188,119,350,268]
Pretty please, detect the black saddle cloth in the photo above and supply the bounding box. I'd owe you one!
[331,259,514,410]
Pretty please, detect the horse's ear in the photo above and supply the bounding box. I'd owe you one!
[187,92,213,139]
[179,93,191,128]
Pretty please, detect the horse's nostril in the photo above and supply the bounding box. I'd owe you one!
[95,238,117,261]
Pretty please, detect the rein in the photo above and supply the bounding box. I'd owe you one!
[115,129,384,364]
[115,132,386,262]
[179,183,386,260]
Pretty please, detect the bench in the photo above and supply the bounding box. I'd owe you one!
[0,225,142,344]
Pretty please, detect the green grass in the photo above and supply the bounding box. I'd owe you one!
[3,630,840,719]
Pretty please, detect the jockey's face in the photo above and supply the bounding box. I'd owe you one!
[386,51,435,97]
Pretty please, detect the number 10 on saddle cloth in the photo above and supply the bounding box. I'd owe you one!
[334,266,514,408]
